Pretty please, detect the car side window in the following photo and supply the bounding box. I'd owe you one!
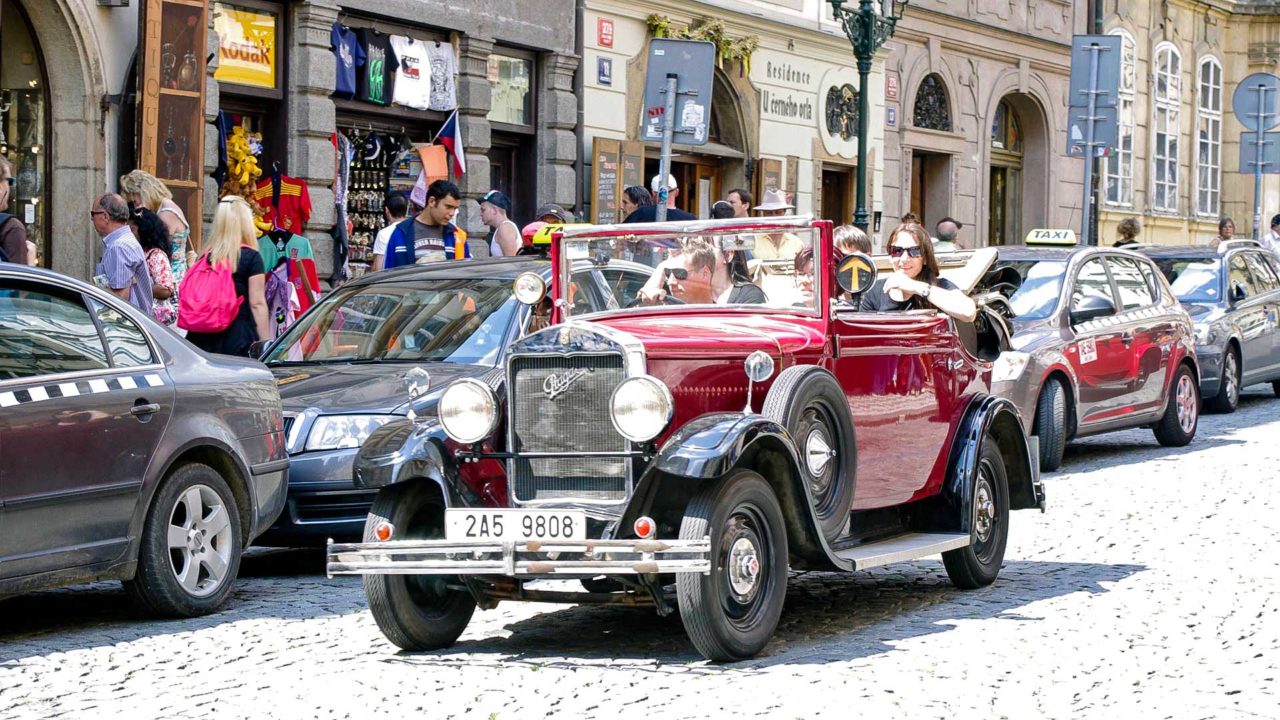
[1228,254,1258,298]
[1138,262,1163,302]
[0,279,110,381]
[1108,257,1156,310]
[88,299,157,368]
[1070,258,1115,312]
[568,269,614,314]
[1244,253,1280,293]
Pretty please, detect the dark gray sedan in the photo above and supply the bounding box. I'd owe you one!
[1140,242,1280,412]
[256,256,651,546]
[0,266,288,616]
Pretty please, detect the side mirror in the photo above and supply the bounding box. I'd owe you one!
[1069,294,1116,325]
[250,340,270,360]
[1231,282,1248,302]
[837,252,877,296]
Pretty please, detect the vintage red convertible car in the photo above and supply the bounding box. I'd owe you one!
[327,217,1045,661]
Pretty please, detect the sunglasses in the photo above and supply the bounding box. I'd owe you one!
[664,267,690,281]
[888,245,924,259]
[3,177,14,188]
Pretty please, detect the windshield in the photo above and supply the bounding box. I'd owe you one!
[1151,258,1221,303]
[264,278,519,366]
[559,226,820,315]
[1006,260,1068,320]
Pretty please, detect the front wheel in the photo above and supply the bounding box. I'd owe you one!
[677,470,788,662]
[1154,364,1199,447]
[942,442,1010,589]
[1033,378,1068,472]
[362,483,476,651]
[1206,347,1240,414]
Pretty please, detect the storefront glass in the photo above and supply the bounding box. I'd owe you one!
[487,54,532,126]
[0,0,48,265]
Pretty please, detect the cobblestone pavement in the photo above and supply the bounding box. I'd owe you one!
[2,389,1277,720]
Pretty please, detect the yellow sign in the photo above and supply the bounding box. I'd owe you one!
[213,4,277,89]
[1024,228,1078,246]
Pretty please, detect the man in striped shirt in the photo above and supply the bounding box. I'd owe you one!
[91,193,153,315]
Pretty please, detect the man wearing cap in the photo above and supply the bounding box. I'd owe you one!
[623,174,696,223]
[480,190,520,256]
[534,203,575,225]
[751,188,804,261]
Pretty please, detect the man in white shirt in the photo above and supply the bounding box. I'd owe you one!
[479,190,520,256]
[371,192,409,271]
[1263,214,1280,261]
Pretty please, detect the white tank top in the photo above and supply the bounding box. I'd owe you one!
[490,219,520,256]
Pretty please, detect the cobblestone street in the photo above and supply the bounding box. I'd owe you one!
[2,389,1277,719]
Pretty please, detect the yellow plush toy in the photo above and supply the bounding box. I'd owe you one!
[222,125,272,234]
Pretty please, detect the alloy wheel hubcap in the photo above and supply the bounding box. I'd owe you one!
[1226,354,1238,404]
[727,536,761,598]
[1176,374,1197,433]
[166,485,233,598]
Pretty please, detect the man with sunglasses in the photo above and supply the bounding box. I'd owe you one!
[0,156,29,265]
[859,223,975,322]
[668,243,718,304]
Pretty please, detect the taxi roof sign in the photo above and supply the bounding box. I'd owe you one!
[1024,228,1078,246]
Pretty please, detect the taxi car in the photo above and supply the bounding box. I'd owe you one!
[1140,241,1280,412]
[980,245,1199,472]
[326,217,1045,662]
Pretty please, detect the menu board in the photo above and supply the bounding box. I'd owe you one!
[592,137,622,224]
[621,141,645,202]
[758,158,783,200]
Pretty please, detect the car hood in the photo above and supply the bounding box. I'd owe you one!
[269,362,495,414]
[1182,302,1222,321]
[589,312,827,358]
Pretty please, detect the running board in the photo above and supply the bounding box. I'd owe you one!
[833,532,970,571]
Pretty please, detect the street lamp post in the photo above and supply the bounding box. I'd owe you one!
[829,0,908,233]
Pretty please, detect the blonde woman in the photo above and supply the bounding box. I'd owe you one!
[185,197,269,357]
[120,169,191,297]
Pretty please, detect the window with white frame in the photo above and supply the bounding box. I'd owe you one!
[1152,43,1181,212]
[1105,30,1136,206]
[1196,56,1223,216]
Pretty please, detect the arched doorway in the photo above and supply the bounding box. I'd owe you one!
[987,93,1048,246]
[0,0,49,264]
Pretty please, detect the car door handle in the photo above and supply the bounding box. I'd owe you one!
[130,402,161,417]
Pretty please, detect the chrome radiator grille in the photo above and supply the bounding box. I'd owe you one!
[509,354,628,502]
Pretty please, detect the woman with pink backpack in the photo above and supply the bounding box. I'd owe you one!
[179,196,270,357]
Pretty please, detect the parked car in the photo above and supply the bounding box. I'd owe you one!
[1139,242,1280,412]
[0,266,287,616]
[979,245,1199,472]
[256,256,652,546]
[327,217,1045,662]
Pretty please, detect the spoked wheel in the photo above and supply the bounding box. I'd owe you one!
[1154,365,1199,447]
[363,483,476,651]
[125,463,243,617]
[677,470,788,662]
[942,442,1010,589]
[762,366,855,543]
[1207,348,1240,414]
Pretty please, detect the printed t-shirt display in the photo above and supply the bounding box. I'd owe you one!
[254,173,313,236]
[259,230,322,312]
[389,35,431,110]
[426,41,458,111]
[356,29,397,105]
[330,24,365,100]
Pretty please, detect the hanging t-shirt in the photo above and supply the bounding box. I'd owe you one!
[330,24,365,100]
[253,174,313,236]
[426,41,458,111]
[356,29,397,106]
[389,35,431,110]
[259,232,322,313]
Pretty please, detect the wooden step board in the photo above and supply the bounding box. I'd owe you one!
[833,532,970,571]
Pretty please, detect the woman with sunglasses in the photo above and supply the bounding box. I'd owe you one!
[860,223,976,322]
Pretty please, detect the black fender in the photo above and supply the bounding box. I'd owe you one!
[619,413,835,569]
[351,417,468,508]
[915,395,1044,535]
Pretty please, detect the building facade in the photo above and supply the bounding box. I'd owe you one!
[1098,1,1280,247]
[881,0,1089,248]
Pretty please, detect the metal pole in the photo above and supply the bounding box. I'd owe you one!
[853,0,873,232]
[1254,86,1268,242]
[656,73,678,223]
[1080,43,1101,246]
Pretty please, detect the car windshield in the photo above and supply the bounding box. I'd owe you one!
[1151,258,1221,303]
[558,225,820,316]
[1006,260,1068,319]
[263,278,519,366]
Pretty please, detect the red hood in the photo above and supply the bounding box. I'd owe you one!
[590,310,827,360]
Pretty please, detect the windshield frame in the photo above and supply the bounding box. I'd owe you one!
[550,216,830,323]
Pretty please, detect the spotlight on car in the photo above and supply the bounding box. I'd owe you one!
[438,379,499,445]
[513,272,547,305]
[610,375,673,442]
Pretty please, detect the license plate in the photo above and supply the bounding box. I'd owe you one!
[445,509,587,541]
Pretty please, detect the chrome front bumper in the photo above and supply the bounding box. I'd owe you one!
[326,537,712,577]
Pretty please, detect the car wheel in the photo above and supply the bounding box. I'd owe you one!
[1033,378,1068,472]
[1206,347,1240,414]
[762,366,855,543]
[1154,364,1199,447]
[942,442,1010,589]
[677,469,788,662]
[124,463,243,617]
[362,482,476,651]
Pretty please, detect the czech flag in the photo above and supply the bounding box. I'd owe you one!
[433,109,466,176]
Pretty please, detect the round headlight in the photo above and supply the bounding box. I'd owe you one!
[438,379,498,445]
[513,272,547,305]
[610,375,673,443]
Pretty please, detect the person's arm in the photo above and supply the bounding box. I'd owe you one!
[883,274,976,322]
[248,273,270,341]
[496,223,521,256]
[147,250,175,300]
[371,254,385,271]
[110,287,132,301]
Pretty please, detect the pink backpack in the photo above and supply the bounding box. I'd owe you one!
[177,252,242,333]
